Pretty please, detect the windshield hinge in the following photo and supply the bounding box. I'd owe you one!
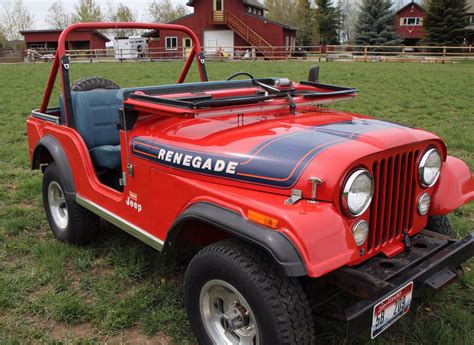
[285,189,302,205]
[287,94,296,115]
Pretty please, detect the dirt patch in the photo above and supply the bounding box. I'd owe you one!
[48,321,97,340]
[103,328,172,345]
[31,315,173,344]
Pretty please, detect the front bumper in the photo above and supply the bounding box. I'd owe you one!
[329,229,474,338]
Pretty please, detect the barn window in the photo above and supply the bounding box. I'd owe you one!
[247,6,252,13]
[165,37,178,50]
[402,17,421,26]
[215,0,223,11]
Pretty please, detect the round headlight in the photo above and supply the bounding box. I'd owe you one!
[419,148,441,187]
[352,220,369,246]
[342,169,374,216]
[418,193,431,215]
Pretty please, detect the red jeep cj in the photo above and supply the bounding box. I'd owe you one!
[27,23,473,344]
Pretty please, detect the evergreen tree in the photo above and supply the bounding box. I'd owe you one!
[355,0,401,45]
[424,0,470,45]
[314,0,340,44]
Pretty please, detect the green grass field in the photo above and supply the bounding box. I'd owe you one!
[0,60,473,344]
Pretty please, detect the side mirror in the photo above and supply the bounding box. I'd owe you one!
[308,65,320,83]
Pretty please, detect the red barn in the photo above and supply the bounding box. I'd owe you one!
[394,2,426,45]
[20,29,109,51]
[143,0,297,59]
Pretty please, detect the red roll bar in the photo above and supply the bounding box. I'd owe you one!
[39,22,208,116]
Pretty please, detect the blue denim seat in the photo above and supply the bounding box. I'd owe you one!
[60,90,122,169]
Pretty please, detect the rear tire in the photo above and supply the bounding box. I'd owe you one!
[184,239,315,345]
[426,215,454,237]
[42,162,99,245]
[71,76,120,91]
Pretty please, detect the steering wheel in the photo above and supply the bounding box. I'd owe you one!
[226,72,255,81]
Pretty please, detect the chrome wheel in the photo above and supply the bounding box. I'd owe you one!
[48,181,68,230]
[200,279,260,345]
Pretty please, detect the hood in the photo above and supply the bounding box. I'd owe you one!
[131,109,442,199]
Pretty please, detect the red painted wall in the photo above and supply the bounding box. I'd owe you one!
[394,4,426,41]
[21,30,108,50]
[147,0,296,57]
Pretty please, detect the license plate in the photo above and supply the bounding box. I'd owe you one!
[371,282,413,339]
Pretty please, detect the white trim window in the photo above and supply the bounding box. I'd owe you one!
[165,36,178,50]
[401,17,422,26]
[469,15,474,25]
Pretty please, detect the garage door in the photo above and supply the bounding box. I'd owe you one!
[203,30,234,55]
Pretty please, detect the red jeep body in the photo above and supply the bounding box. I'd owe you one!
[27,23,473,341]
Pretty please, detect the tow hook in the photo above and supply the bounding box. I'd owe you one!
[221,305,250,332]
[403,230,411,249]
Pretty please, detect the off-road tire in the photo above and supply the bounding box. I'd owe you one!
[42,162,99,245]
[184,239,315,345]
[426,215,454,237]
[71,76,120,91]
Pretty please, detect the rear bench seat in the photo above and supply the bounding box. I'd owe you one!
[60,89,122,169]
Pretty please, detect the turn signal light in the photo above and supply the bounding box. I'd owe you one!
[247,210,279,229]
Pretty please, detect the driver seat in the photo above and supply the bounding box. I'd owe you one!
[60,90,123,169]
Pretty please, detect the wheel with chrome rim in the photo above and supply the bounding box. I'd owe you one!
[185,239,315,345]
[47,181,69,230]
[42,162,99,245]
[200,279,259,345]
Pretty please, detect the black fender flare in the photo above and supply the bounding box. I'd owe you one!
[32,135,76,196]
[164,202,307,277]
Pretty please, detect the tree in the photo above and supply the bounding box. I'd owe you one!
[297,0,316,46]
[424,0,470,45]
[337,0,358,43]
[108,2,137,37]
[355,0,402,45]
[0,29,7,48]
[147,0,189,23]
[72,0,103,23]
[314,0,340,44]
[0,0,33,43]
[46,0,71,29]
[264,0,317,45]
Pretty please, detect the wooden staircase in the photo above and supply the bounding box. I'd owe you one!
[224,11,274,58]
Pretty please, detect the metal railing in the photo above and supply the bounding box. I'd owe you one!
[17,44,474,64]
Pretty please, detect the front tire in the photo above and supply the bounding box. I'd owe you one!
[426,215,454,237]
[184,239,315,345]
[42,162,99,245]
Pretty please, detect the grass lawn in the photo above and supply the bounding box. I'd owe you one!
[0,60,472,344]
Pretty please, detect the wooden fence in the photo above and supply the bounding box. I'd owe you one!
[7,44,474,64]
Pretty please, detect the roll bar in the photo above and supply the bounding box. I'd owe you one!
[39,22,208,126]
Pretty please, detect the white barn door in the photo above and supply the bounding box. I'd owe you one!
[204,30,234,55]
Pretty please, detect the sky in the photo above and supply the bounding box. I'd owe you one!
[23,0,189,28]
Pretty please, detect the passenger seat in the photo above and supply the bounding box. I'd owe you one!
[60,90,122,169]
